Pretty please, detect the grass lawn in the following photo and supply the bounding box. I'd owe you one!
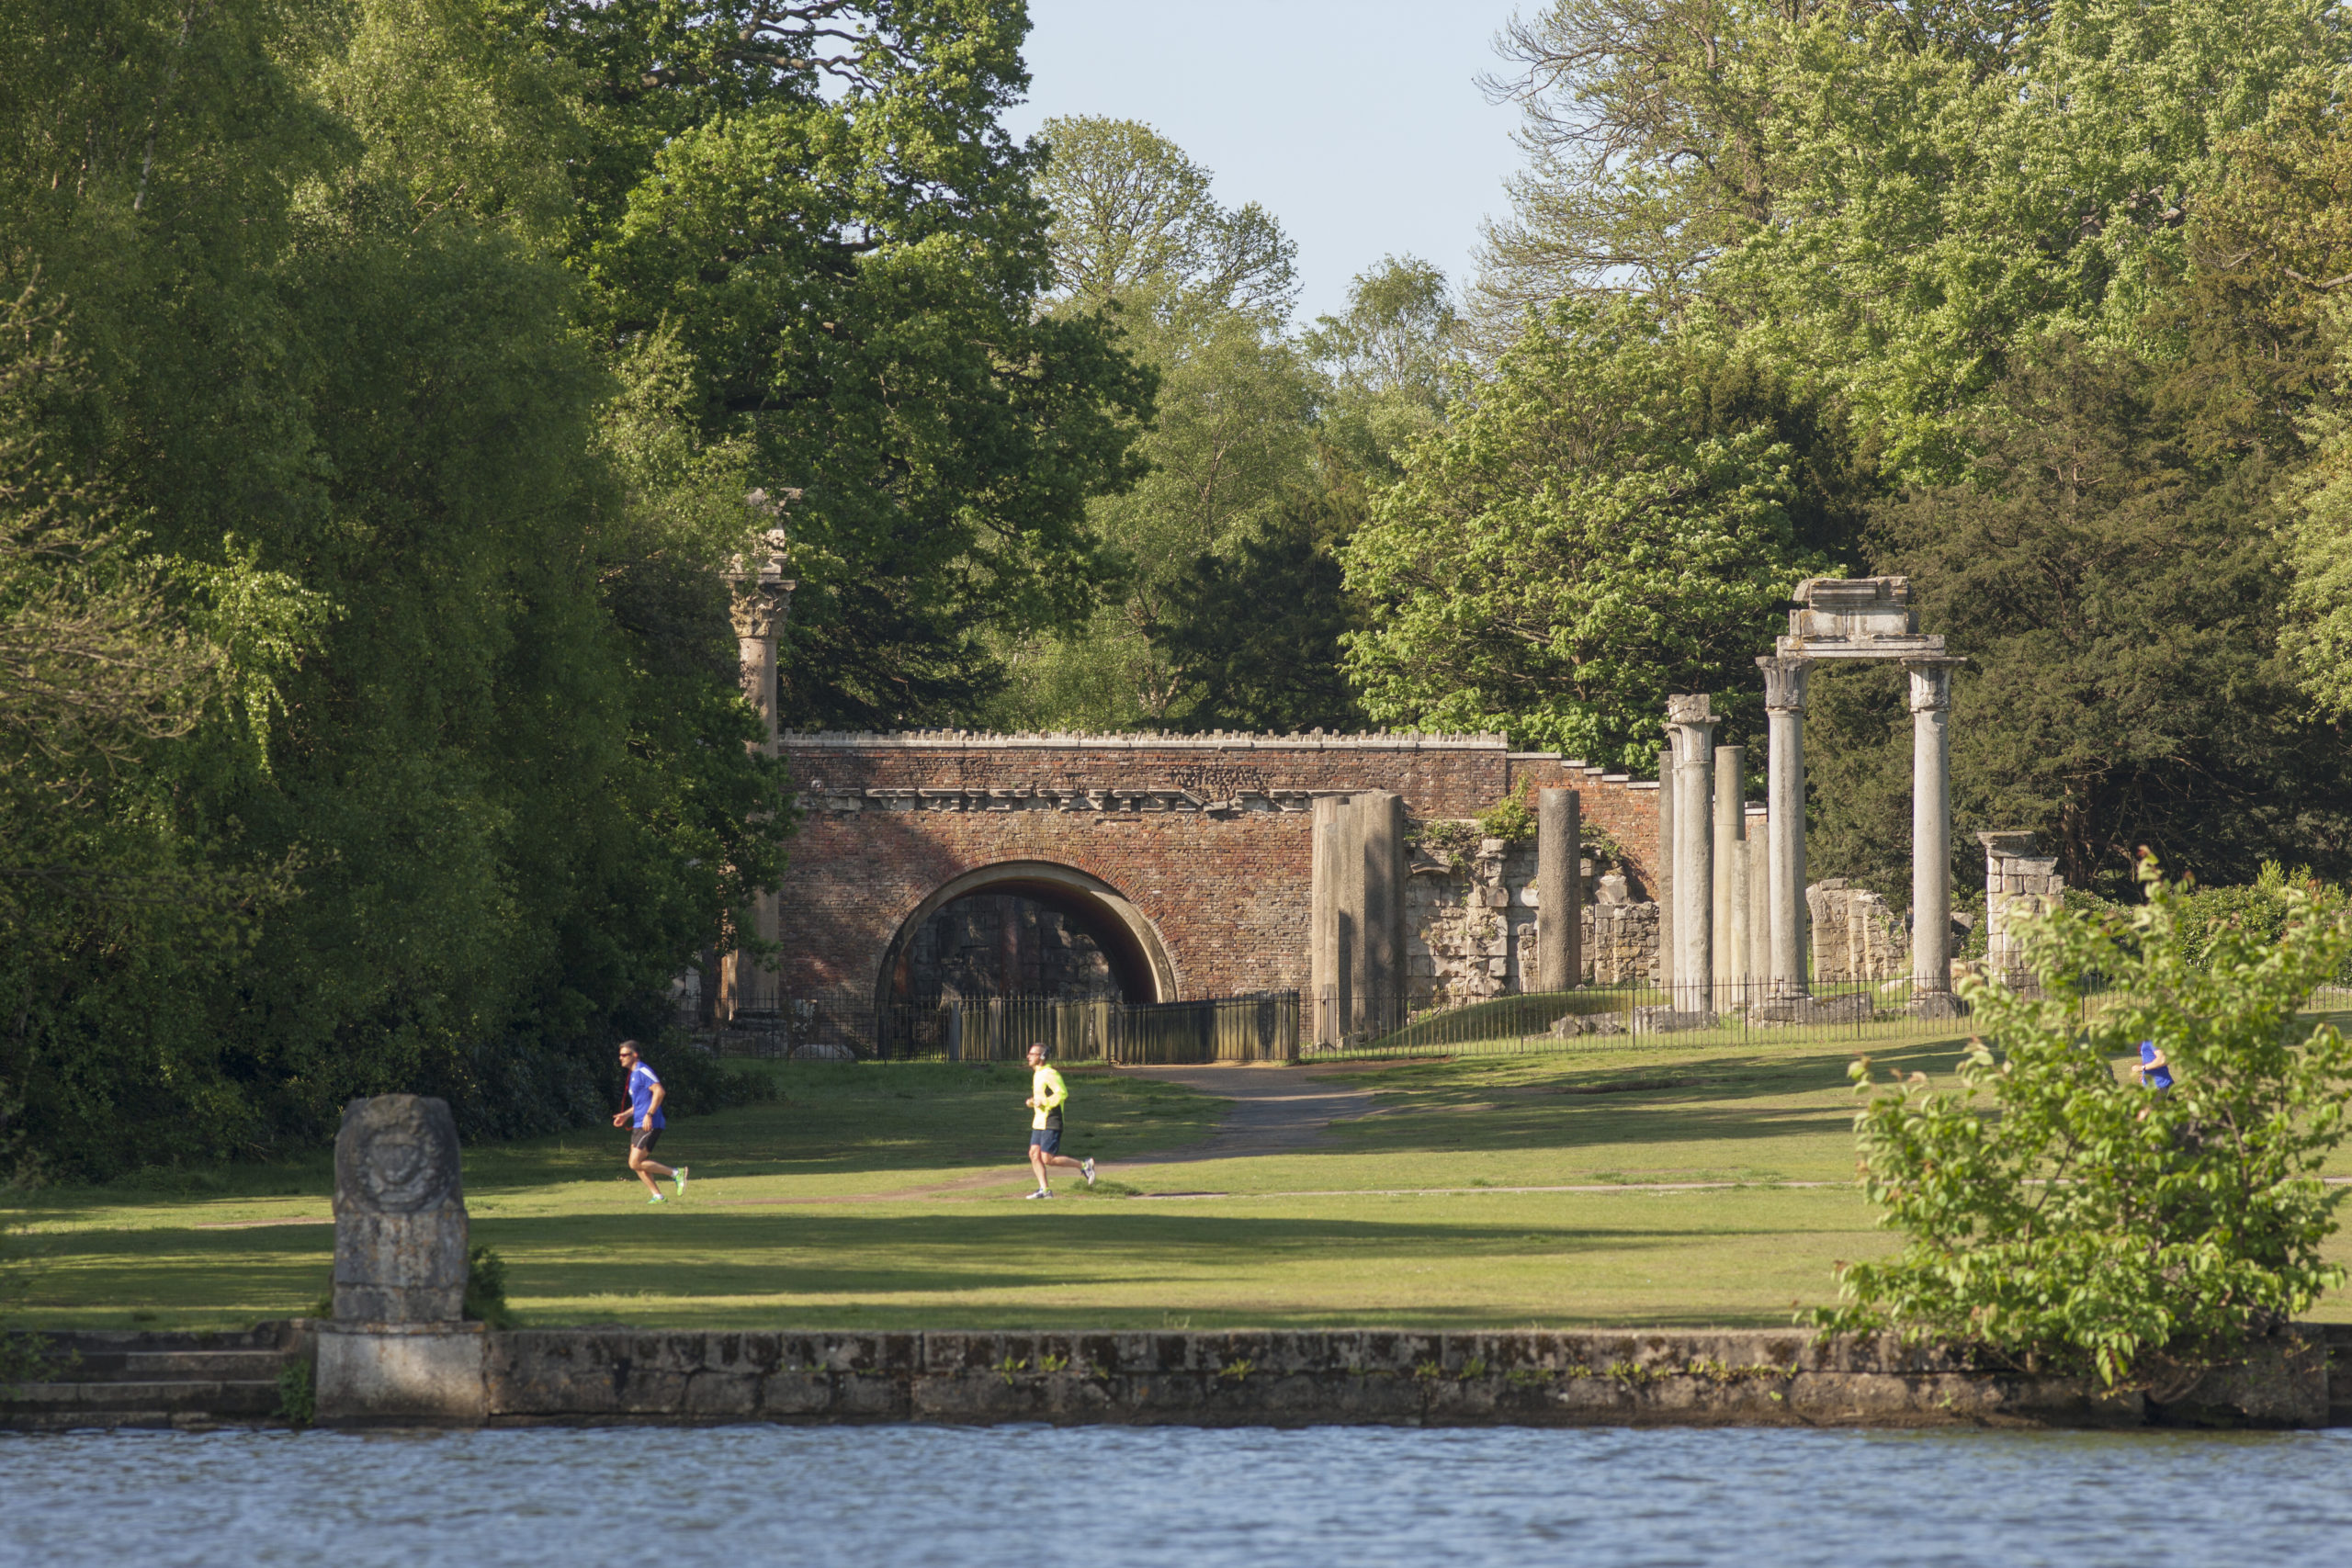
[11,1021,2352,1331]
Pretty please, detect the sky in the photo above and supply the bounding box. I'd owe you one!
[1001,0,1533,327]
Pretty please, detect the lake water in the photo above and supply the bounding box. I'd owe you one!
[8,1424,2350,1567]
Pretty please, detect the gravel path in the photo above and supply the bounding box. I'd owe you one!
[1113,1065,1379,1164]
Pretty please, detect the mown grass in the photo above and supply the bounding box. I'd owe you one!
[9,1017,2352,1330]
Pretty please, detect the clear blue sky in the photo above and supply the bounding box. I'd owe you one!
[1002,0,1532,326]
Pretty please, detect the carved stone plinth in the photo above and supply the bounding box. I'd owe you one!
[332,1095,467,1325]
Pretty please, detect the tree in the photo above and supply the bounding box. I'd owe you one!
[1148,493,1364,734]
[1035,115,1298,322]
[989,117,1317,729]
[1823,859,2352,1383]
[1806,345,2352,901]
[1476,1,2345,470]
[540,4,1154,728]
[1306,254,1461,485]
[1342,298,1834,767]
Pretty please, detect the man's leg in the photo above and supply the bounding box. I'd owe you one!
[630,1145,674,1195]
[1028,1140,1050,1192]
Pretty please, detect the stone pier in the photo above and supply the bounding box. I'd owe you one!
[1312,791,1406,1042]
[719,501,794,1020]
[1980,830,2065,984]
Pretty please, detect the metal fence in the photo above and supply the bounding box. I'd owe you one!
[872,992,1301,1065]
[1305,980,1964,1061]
[700,976,2352,1064]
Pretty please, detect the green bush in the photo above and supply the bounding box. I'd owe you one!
[1820,856,2352,1382]
[463,1246,512,1330]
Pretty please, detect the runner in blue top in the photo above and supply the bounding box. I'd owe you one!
[2135,1039,2174,1093]
[611,1040,687,1202]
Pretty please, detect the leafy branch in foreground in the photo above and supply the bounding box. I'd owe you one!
[1817,856,2352,1384]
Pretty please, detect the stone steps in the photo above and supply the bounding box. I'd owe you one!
[1,1322,310,1430]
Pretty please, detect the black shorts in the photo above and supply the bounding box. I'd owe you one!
[630,1126,662,1153]
[1029,1127,1061,1156]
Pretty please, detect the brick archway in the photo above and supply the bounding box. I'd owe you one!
[873,860,1178,1012]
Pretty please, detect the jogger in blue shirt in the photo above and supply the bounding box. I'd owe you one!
[612,1040,687,1202]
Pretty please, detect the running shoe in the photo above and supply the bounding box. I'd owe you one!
[1023,1188,1052,1200]
[673,1167,690,1198]
[1082,1157,1097,1187]
[648,1193,666,1204]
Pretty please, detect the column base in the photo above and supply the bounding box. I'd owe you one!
[1907,990,1967,1021]
[317,1322,488,1426]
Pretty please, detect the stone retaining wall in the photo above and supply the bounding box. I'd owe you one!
[14,1324,2346,1430]
[472,1326,2343,1430]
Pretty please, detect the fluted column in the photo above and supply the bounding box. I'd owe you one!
[1665,694,1718,1011]
[1757,656,1811,998]
[1908,661,1956,1012]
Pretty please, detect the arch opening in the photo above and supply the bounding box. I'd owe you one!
[876,862,1176,1011]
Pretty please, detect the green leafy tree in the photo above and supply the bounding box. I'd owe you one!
[1807,344,2351,901]
[1341,298,1830,766]
[542,4,1152,729]
[1035,115,1297,322]
[991,117,1315,728]
[1823,859,2352,1382]
[1148,493,1363,733]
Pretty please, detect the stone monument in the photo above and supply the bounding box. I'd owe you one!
[316,1095,488,1424]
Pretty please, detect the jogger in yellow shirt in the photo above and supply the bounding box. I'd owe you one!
[1023,1042,1095,1199]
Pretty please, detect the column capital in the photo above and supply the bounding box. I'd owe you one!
[731,581,792,641]
[1756,656,1812,713]
[1906,660,1956,713]
[1662,693,1718,765]
[1664,692,1714,728]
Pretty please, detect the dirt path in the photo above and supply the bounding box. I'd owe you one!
[1112,1064,1379,1165]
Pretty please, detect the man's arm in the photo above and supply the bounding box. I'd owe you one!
[642,1079,666,1128]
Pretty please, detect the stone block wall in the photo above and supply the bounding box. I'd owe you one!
[1981,831,2064,979]
[1807,880,1910,983]
[1405,836,1660,1004]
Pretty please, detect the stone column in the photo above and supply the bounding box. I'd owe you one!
[722,517,793,1023]
[1713,745,1746,995]
[1908,662,1958,1014]
[1656,746,1676,990]
[1665,695,1717,1010]
[1757,656,1812,998]
[1744,822,1770,984]
[1536,788,1582,991]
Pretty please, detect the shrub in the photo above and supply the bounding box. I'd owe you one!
[463,1246,512,1330]
[1818,856,2352,1382]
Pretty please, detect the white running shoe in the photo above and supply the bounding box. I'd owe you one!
[1082,1157,1097,1187]
[1023,1188,1052,1200]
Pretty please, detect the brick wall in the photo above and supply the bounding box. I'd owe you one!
[775,732,1662,1017]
